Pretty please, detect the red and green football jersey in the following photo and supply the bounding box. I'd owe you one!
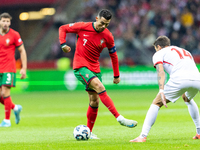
[0,28,23,73]
[59,22,119,77]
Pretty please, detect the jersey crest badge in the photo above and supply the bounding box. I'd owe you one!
[85,74,89,78]
[18,38,22,43]
[69,23,74,27]
[6,38,10,46]
[98,39,105,48]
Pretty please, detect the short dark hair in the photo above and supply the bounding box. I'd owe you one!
[153,36,171,48]
[0,12,12,20]
[98,9,112,20]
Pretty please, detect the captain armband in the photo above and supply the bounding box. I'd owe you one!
[108,46,116,54]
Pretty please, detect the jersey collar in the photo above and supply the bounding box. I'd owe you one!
[0,28,10,36]
[92,22,99,33]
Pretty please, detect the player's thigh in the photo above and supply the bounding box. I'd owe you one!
[74,67,96,89]
[2,72,16,87]
[74,67,103,92]
[164,79,186,103]
[88,72,103,92]
[89,77,105,93]
[184,80,200,100]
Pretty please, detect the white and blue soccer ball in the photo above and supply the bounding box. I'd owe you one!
[73,125,91,140]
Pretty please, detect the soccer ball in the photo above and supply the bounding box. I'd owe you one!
[73,125,91,140]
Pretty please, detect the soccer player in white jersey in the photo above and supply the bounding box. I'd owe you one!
[130,36,200,142]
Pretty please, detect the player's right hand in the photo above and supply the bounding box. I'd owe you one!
[160,92,167,108]
[113,77,120,84]
[20,68,26,79]
[62,45,71,53]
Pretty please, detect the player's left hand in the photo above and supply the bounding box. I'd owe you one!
[160,92,167,108]
[20,68,26,79]
[113,77,120,84]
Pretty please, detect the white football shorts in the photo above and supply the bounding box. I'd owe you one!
[164,79,200,103]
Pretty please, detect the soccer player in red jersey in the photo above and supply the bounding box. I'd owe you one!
[0,13,27,127]
[59,9,137,139]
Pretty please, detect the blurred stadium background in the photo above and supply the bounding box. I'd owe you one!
[1,0,200,92]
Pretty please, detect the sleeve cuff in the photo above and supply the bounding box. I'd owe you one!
[61,43,67,48]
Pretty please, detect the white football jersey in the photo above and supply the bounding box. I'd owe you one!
[152,46,200,80]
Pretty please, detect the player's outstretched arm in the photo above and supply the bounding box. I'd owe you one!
[156,63,167,108]
[59,23,81,53]
[17,44,27,79]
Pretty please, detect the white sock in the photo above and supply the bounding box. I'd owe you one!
[13,105,18,111]
[139,104,160,138]
[3,119,10,123]
[185,99,200,134]
[116,115,124,122]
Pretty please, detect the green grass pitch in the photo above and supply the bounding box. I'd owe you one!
[0,89,200,149]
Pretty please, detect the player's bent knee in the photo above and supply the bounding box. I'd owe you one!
[98,84,105,91]
[90,99,99,107]
[89,79,105,92]
[94,83,105,92]
[1,92,9,98]
[182,94,190,102]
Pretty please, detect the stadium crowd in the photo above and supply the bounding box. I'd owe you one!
[50,0,200,66]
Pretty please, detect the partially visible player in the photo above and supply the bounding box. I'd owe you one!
[130,36,200,142]
[0,13,27,127]
[59,9,137,139]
